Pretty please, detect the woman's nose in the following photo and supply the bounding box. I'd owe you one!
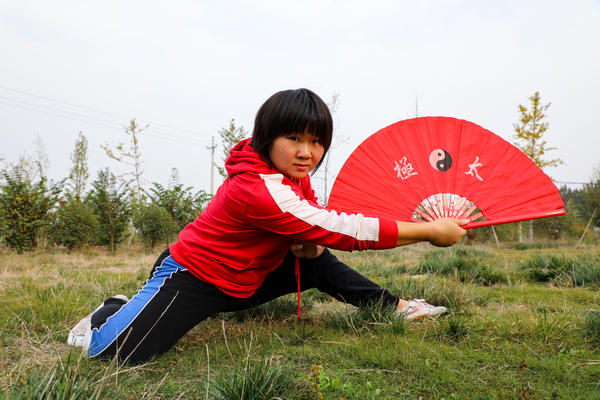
[297,142,311,158]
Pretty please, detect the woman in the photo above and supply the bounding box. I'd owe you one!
[68,88,466,364]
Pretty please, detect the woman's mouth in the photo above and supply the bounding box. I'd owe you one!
[294,164,309,171]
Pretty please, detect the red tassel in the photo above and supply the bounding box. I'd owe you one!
[295,256,301,318]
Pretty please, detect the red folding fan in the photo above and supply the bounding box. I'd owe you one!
[328,117,565,229]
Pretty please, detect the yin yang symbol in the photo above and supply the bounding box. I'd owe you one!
[429,149,452,172]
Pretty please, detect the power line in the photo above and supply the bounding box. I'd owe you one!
[0,85,208,143]
[0,94,209,147]
[0,99,206,146]
[555,181,587,185]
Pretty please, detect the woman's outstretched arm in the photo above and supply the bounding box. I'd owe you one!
[396,218,468,247]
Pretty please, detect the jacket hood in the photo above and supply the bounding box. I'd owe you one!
[225,138,274,177]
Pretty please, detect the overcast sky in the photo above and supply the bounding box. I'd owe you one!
[1,0,599,199]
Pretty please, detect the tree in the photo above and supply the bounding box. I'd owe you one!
[87,168,131,251]
[512,91,564,242]
[101,119,146,202]
[216,119,248,179]
[146,182,211,230]
[68,132,89,199]
[33,134,50,178]
[0,166,61,252]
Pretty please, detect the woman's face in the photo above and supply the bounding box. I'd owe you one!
[268,132,325,179]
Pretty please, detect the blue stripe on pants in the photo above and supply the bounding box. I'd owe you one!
[88,256,186,357]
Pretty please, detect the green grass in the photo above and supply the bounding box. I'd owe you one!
[410,246,507,286]
[1,243,599,399]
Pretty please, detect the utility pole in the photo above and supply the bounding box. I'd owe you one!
[415,95,419,117]
[207,136,216,195]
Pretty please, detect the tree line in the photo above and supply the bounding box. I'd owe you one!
[1,93,598,253]
[0,130,211,253]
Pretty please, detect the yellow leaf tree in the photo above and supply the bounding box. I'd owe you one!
[513,91,564,241]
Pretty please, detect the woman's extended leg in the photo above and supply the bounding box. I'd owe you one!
[248,249,399,308]
[88,250,244,364]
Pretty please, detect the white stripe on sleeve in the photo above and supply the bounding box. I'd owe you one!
[260,173,380,241]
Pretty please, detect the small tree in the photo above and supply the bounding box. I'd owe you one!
[49,198,98,250]
[319,94,346,204]
[68,132,89,199]
[87,169,131,252]
[579,167,600,234]
[133,204,178,248]
[101,119,146,202]
[0,166,61,253]
[216,119,248,179]
[512,91,564,242]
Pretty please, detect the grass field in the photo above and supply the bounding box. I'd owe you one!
[1,242,599,399]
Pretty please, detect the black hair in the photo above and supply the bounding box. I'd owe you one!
[251,88,333,172]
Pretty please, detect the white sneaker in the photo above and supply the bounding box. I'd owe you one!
[397,299,447,321]
[67,295,129,351]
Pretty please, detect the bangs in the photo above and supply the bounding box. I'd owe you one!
[272,91,332,149]
[251,89,333,171]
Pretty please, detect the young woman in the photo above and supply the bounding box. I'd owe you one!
[68,88,467,364]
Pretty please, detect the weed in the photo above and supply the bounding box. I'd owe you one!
[521,254,600,287]
[412,247,506,286]
[439,313,469,342]
[6,353,109,400]
[510,242,559,250]
[583,310,600,342]
[307,364,358,399]
[522,255,569,282]
[534,309,569,344]
[328,300,398,334]
[390,277,484,313]
[211,357,304,400]
[516,360,559,400]
[228,297,299,322]
[283,321,316,346]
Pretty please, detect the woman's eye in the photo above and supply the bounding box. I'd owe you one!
[288,136,299,141]
[312,139,320,144]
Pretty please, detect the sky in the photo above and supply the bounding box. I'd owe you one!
[1,0,599,200]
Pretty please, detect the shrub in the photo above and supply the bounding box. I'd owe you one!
[0,166,61,252]
[49,198,98,250]
[133,204,178,248]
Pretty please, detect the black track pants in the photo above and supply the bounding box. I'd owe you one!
[88,248,398,364]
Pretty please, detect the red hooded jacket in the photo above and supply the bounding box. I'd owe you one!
[169,138,398,298]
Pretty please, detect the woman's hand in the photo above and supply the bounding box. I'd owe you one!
[427,218,468,247]
[396,218,468,247]
[290,240,325,259]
